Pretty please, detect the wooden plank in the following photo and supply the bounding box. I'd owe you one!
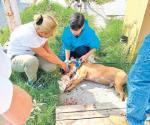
[56,118,113,125]
[56,108,125,121]
[56,103,126,113]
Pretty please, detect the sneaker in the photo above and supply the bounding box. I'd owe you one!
[27,80,35,87]
[27,80,47,89]
[32,82,47,89]
[109,116,129,125]
[109,116,150,125]
[33,78,48,89]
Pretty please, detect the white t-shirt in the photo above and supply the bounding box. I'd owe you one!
[7,22,48,58]
[0,46,13,114]
[0,76,13,114]
[0,46,11,78]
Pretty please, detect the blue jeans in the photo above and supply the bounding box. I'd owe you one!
[59,45,90,61]
[127,33,150,125]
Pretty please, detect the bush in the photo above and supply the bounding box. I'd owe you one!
[94,0,113,4]
[21,0,50,24]
[97,19,132,72]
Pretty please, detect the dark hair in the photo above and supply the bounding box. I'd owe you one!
[36,15,43,25]
[70,13,85,31]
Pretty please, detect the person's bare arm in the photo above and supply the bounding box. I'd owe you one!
[86,48,96,57]
[43,41,55,55]
[32,47,67,71]
[80,48,96,62]
[65,50,70,61]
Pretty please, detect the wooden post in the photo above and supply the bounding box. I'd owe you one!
[123,0,150,60]
[2,0,21,31]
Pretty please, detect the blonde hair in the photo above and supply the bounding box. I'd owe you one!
[34,14,57,34]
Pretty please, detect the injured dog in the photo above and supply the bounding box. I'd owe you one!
[64,60,127,101]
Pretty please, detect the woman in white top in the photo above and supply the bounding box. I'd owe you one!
[7,14,68,85]
[0,46,32,125]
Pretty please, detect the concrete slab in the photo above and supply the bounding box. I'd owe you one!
[101,0,127,16]
[83,0,127,27]
[59,79,126,108]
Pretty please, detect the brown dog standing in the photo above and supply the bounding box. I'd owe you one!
[65,61,127,101]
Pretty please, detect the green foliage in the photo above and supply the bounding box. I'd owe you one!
[21,0,75,26]
[65,0,112,5]
[97,19,132,72]
[11,70,60,125]
[0,27,10,44]
[94,0,113,4]
[49,3,74,27]
[21,0,50,24]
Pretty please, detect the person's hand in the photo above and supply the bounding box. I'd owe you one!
[61,62,69,73]
[80,54,88,62]
[65,59,70,65]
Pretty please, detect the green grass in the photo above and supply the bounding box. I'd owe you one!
[0,0,131,124]
[11,70,60,125]
[65,0,112,5]
[21,0,50,24]
[0,27,10,45]
[96,19,132,72]
[94,0,113,5]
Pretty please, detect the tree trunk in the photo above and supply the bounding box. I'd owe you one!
[2,0,21,32]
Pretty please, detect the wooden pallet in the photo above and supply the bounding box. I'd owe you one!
[56,103,126,125]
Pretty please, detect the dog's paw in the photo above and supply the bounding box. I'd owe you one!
[64,82,74,92]
[61,75,70,81]
[64,84,72,93]
[64,88,71,93]
[58,80,67,93]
